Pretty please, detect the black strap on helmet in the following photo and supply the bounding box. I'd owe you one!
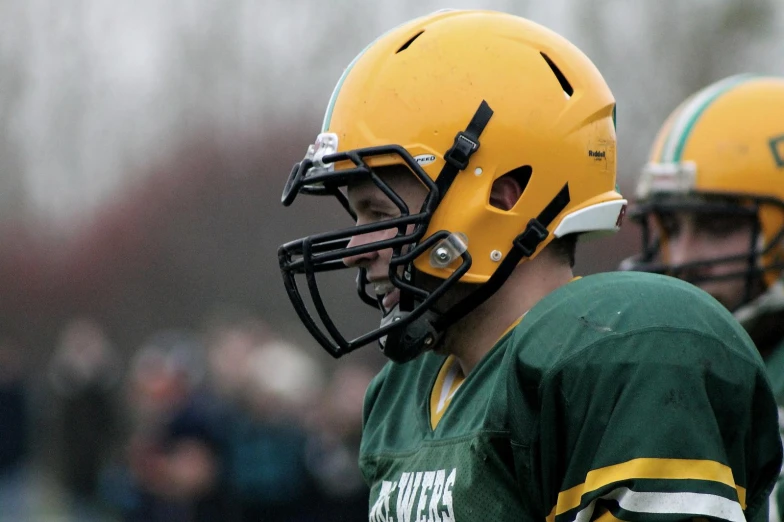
[399,100,493,314]
[434,100,494,201]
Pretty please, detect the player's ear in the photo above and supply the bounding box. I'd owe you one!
[489,170,527,211]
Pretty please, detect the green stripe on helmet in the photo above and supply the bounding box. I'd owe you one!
[321,39,376,132]
[612,104,616,130]
[320,11,466,132]
[660,74,759,163]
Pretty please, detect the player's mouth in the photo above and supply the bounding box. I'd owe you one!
[373,281,400,311]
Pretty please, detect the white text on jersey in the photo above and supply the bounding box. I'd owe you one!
[369,468,457,522]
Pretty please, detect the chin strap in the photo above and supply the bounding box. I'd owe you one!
[378,307,443,363]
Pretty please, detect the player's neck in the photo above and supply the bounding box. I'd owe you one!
[445,258,574,375]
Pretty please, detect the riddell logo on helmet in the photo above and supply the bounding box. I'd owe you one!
[588,150,606,159]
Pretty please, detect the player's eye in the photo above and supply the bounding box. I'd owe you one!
[371,209,396,219]
[354,206,399,226]
[693,212,755,238]
[365,207,400,222]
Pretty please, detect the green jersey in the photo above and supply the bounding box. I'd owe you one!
[360,272,782,522]
[764,340,784,404]
[764,339,784,522]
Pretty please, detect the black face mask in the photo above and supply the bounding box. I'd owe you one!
[620,195,784,312]
[278,146,471,362]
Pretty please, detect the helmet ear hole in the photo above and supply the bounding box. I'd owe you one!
[490,166,532,211]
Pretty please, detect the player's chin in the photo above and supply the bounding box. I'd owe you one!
[380,289,401,315]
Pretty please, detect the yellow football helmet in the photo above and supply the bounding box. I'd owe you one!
[279,9,625,361]
[626,74,784,323]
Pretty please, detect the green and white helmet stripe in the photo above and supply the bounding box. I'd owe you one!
[321,38,377,132]
[659,74,759,163]
[321,10,463,132]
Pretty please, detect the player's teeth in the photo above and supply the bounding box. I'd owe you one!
[374,282,394,295]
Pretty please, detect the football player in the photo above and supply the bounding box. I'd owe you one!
[623,74,784,520]
[278,10,782,521]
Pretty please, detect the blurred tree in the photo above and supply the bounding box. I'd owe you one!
[0,0,781,366]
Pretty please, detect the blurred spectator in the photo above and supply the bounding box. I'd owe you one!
[203,307,270,405]
[0,338,32,519]
[104,329,235,522]
[47,317,121,521]
[201,310,372,520]
[305,363,374,521]
[225,338,326,522]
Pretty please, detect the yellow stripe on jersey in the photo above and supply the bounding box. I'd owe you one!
[430,277,583,430]
[429,355,465,429]
[546,458,746,522]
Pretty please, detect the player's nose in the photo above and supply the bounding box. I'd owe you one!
[343,232,379,268]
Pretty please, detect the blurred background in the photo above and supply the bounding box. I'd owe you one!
[0,0,781,520]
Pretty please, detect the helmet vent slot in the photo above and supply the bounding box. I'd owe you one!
[540,52,574,98]
[396,31,424,53]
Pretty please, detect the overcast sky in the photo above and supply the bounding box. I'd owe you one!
[0,0,781,224]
